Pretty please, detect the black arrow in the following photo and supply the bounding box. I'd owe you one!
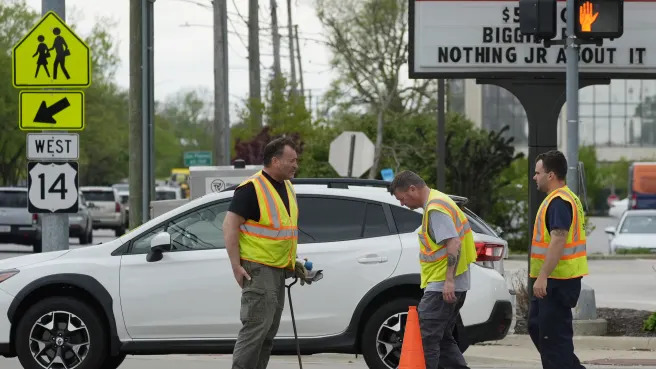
[33,98,71,124]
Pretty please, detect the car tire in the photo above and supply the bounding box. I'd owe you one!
[115,225,125,237]
[32,240,42,253]
[101,353,127,369]
[80,226,93,245]
[361,296,468,369]
[361,297,419,369]
[15,297,108,369]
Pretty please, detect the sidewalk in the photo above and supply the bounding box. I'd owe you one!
[464,334,656,367]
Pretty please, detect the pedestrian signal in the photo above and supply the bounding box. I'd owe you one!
[575,0,623,39]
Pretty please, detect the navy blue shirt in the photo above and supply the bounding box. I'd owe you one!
[546,197,573,233]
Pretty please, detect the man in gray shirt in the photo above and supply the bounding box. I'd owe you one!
[389,170,474,369]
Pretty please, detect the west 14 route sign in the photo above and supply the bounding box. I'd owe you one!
[12,11,91,88]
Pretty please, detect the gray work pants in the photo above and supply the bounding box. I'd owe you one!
[232,260,287,369]
[418,291,470,369]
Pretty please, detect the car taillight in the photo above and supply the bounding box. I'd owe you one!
[475,242,504,261]
[32,213,38,224]
[115,202,121,213]
[631,194,637,209]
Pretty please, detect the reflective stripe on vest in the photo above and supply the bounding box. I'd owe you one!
[238,174,298,240]
[418,198,473,263]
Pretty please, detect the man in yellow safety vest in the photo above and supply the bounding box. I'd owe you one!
[223,137,300,369]
[390,170,477,369]
[530,150,588,369]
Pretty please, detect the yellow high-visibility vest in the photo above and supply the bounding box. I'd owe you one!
[237,171,298,270]
[418,189,477,289]
[530,186,588,279]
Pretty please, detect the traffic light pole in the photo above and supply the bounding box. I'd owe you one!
[565,0,580,195]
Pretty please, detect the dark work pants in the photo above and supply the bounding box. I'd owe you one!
[232,260,286,369]
[528,278,586,369]
[418,291,470,369]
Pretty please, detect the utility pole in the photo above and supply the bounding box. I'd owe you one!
[270,0,281,80]
[437,79,446,191]
[40,0,68,252]
[129,0,144,229]
[565,0,580,195]
[142,0,155,223]
[286,0,297,94]
[294,24,304,97]
[214,0,230,165]
[249,0,262,127]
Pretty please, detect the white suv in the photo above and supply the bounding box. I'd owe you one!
[0,179,512,369]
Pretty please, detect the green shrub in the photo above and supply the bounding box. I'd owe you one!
[644,312,656,332]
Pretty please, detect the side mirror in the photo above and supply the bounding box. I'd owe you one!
[604,226,616,236]
[147,232,171,262]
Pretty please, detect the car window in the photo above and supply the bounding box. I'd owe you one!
[0,191,27,208]
[82,191,115,202]
[297,196,366,243]
[129,201,229,254]
[390,205,422,234]
[620,215,656,234]
[363,202,391,238]
[166,202,229,251]
[462,207,494,236]
[156,191,177,200]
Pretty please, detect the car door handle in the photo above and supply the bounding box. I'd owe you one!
[357,254,388,264]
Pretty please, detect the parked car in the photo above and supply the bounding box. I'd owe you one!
[0,179,512,369]
[0,187,41,253]
[68,192,93,245]
[608,197,628,218]
[605,209,656,254]
[80,186,127,236]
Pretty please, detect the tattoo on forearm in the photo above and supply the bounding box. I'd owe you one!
[552,229,568,238]
[447,254,457,267]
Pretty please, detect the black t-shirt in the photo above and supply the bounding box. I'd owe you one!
[227,171,290,222]
[546,197,573,234]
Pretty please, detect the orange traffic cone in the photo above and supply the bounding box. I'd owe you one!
[399,305,426,369]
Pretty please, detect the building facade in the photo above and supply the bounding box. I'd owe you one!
[451,79,656,162]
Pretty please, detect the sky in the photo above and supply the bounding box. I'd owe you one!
[23,0,338,122]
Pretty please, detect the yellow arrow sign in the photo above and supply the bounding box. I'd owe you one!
[12,11,91,88]
[19,91,85,131]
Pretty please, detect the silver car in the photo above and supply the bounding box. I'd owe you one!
[68,192,94,245]
[0,187,41,252]
[80,186,127,236]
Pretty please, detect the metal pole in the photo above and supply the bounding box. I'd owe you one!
[294,25,304,97]
[41,0,68,253]
[249,0,262,127]
[148,0,155,217]
[565,0,579,195]
[286,0,297,94]
[141,0,150,224]
[347,134,356,178]
[214,0,230,165]
[437,79,446,191]
[129,0,144,229]
[270,0,282,80]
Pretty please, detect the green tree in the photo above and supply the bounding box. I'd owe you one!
[316,0,433,179]
[0,1,38,185]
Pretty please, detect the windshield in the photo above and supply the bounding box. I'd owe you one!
[83,191,115,202]
[620,215,656,234]
[0,191,27,208]
[156,191,177,200]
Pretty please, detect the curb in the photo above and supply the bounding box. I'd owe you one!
[507,254,656,260]
[491,334,656,351]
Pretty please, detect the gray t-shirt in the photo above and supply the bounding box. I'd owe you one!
[425,211,471,292]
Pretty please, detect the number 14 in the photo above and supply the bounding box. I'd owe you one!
[38,173,68,200]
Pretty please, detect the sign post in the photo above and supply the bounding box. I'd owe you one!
[12,0,91,252]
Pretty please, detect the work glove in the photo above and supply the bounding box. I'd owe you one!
[293,259,324,286]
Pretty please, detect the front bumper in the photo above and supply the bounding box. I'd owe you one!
[465,300,513,344]
[0,287,14,357]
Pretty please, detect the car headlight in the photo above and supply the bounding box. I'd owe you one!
[0,269,19,283]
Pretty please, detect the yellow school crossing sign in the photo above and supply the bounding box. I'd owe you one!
[12,11,91,88]
[19,91,85,131]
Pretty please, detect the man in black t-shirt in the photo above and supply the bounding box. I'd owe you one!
[222,137,299,369]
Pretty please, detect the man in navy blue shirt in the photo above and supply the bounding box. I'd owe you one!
[530,150,587,369]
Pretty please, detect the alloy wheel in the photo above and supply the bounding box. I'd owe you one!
[375,311,408,369]
[28,310,91,369]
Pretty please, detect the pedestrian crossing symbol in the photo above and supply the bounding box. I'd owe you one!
[12,11,91,88]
